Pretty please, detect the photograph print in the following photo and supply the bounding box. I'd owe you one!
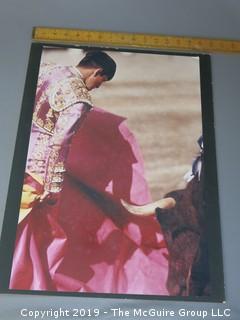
[0,43,224,300]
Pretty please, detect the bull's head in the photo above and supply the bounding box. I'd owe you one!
[156,205,200,296]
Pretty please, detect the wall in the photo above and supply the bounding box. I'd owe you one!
[0,1,239,319]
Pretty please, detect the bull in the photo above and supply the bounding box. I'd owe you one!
[156,173,210,297]
[121,168,210,297]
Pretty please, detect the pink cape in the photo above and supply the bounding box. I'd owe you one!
[10,107,169,295]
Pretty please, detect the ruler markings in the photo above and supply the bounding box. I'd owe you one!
[33,27,240,54]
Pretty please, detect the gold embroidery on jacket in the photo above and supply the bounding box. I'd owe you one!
[32,76,92,134]
[30,65,93,192]
[27,133,50,179]
[44,146,65,193]
[49,77,92,111]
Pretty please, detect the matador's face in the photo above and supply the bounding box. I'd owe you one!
[85,69,108,91]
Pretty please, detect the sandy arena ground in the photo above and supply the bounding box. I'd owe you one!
[42,48,202,200]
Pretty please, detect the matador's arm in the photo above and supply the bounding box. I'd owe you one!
[44,102,91,194]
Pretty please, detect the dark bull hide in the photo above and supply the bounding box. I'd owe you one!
[156,173,210,296]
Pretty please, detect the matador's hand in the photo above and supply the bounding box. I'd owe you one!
[40,191,59,205]
[39,190,50,202]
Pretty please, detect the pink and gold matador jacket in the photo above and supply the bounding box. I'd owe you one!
[26,63,93,193]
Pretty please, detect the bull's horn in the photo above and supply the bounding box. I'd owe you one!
[120,197,176,216]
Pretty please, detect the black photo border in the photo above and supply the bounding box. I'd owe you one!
[0,41,225,302]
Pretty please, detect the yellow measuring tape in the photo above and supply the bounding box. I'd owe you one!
[33,27,240,54]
